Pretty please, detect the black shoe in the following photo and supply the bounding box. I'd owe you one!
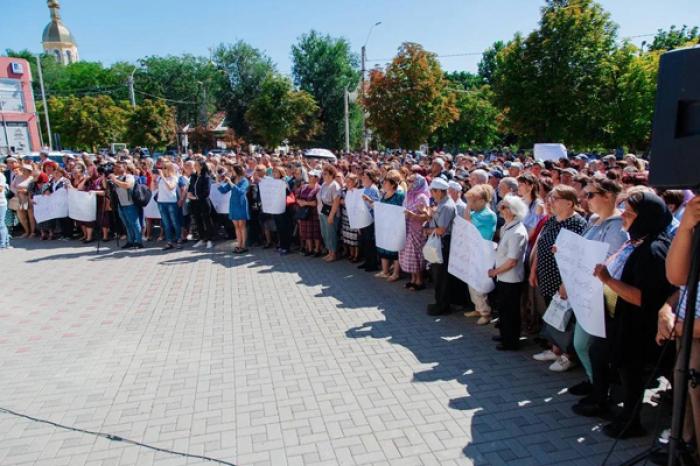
[133,243,144,249]
[121,242,134,249]
[568,380,593,397]
[427,304,449,316]
[357,263,367,269]
[571,398,610,418]
[496,343,519,351]
[602,420,646,439]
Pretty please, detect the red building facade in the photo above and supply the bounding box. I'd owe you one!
[0,57,42,156]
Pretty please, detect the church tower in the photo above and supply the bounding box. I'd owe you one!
[42,0,79,65]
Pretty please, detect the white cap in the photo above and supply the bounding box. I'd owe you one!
[429,177,449,190]
[308,169,322,178]
[448,181,462,192]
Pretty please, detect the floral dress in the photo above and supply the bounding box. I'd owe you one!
[399,192,429,273]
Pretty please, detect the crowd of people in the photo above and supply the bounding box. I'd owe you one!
[1,147,699,456]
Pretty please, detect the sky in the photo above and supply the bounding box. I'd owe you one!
[2,0,699,75]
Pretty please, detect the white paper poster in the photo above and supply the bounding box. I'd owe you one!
[68,189,96,222]
[448,216,497,294]
[374,202,406,252]
[33,189,69,224]
[345,189,373,230]
[259,178,286,215]
[534,143,567,162]
[143,197,161,219]
[209,183,232,215]
[554,229,610,338]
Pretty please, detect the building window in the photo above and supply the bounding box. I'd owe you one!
[66,50,73,64]
[0,79,25,113]
[54,49,61,63]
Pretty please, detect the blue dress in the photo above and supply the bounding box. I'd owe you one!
[218,178,250,221]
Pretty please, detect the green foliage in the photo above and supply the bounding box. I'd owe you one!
[291,30,360,149]
[245,74,320,148]
[47,95,129,151]
[126,99,176,150]
[444,71,483,90]
[477,41,505,84]
[431,86,502,151]
[647,25,700,51]
[364,43,458,149]
[491,0,619,147]
[213,41,276,141]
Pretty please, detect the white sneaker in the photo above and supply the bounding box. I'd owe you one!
[476,316,491,325]
[193,240,204,248]
[206,241,213,249]
[187,234,194,240]
[533,350,558,362]
[549,354,576,372]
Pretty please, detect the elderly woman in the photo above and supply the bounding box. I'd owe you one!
[372,170,405,280]
[72,162,98,243]
[35,162,67,240]
[399,173,430,290]
[317,165,342,262]
[489,195,529,350]
[592,191,675,439]
[297,170,323,256]
[340,174,361,262]
[219,164,250,254]
[11,164,36,238]
[425,177,456,316]
[358,169,381,272]
[530,185,587,371]
[463,184,497,325]
[568,178,629,412]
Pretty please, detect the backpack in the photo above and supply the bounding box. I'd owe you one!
[131,182,152,207]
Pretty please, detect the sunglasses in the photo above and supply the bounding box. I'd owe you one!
[585,191,604,199]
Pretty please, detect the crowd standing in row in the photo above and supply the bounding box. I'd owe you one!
[2,148,700,454]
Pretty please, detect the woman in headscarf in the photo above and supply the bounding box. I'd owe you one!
[296,170,323,256]
[399,173,430,290]
[592,191,676,438]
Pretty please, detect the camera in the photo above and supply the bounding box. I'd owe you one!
[97,163,115,177]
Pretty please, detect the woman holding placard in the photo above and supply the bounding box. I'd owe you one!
[271,166,294,255]
[372,170,404,281]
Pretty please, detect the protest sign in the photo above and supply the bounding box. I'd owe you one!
[33,189,68,224]
[534,143,567,162]
[554,229,610,338]
[374,203,406,251]
[209,183,231,214]
[259,178,286,215]
[345,189,373,230]
[448,216,496,294]
[67,189,96,222]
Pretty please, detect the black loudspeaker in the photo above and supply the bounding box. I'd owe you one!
[649,46,700,189]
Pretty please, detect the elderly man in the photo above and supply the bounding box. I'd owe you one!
[448,180,467,217]
[426,177,456,316]
[469,168,489,190]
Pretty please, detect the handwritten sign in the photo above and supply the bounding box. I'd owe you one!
[374,202,406,252]
[345,189,372,229]
[259,178,286,215]
[554,229,610,338]
[448,216,496,294]
[33,189,68,224]
[209,183,232,215]
[68,189,97,222]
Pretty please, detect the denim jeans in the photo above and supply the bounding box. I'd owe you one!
[158,202,181,243]
[118,204,142,244]
[0,204,9,247]
[319,213,338,253]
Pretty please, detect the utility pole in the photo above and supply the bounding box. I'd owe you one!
[128,69,136,109]
[344,86,350,153]
[35,55,52,151]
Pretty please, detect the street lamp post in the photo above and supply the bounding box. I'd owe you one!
[361,21,381,152]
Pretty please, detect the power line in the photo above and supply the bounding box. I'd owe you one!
[134,90,197,105]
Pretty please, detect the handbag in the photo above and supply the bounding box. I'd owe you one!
[320,203,332,216]
[422,233,443,264]
[543,293,573,332]
[286,191,296,207]
[295,206,310,221]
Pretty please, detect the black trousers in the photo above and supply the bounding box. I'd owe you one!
[274,210,293,250]
[360,223,378,268]
[431,235,451,312]
[496,281,523,347]
[190,199,214,241]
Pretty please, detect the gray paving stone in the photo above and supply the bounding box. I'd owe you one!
[0,240,657,465]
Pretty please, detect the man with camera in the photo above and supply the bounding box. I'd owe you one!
[109,161,143,249]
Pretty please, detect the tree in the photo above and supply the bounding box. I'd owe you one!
[477,41,505,85]
[48,95,129,151]
[647,25,700,51]
[213,41,276,141]
[431,86,502,151]
[291,31,360,149]
[491,0,619,147]
[126,99,176,150]
[364,42,458,149]
[188,125,216,152]
[135,54,224,126]
[245,74,319,148]
[444,71,483,90]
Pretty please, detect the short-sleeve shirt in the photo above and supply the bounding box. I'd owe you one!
[496,220,529,283]
[583,214,628,258]
[115,174,135,206]
[318,181,340,211]
[432,196,456,235]
[470,207,497,241]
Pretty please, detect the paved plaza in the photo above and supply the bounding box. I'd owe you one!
[0,240,661,465]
